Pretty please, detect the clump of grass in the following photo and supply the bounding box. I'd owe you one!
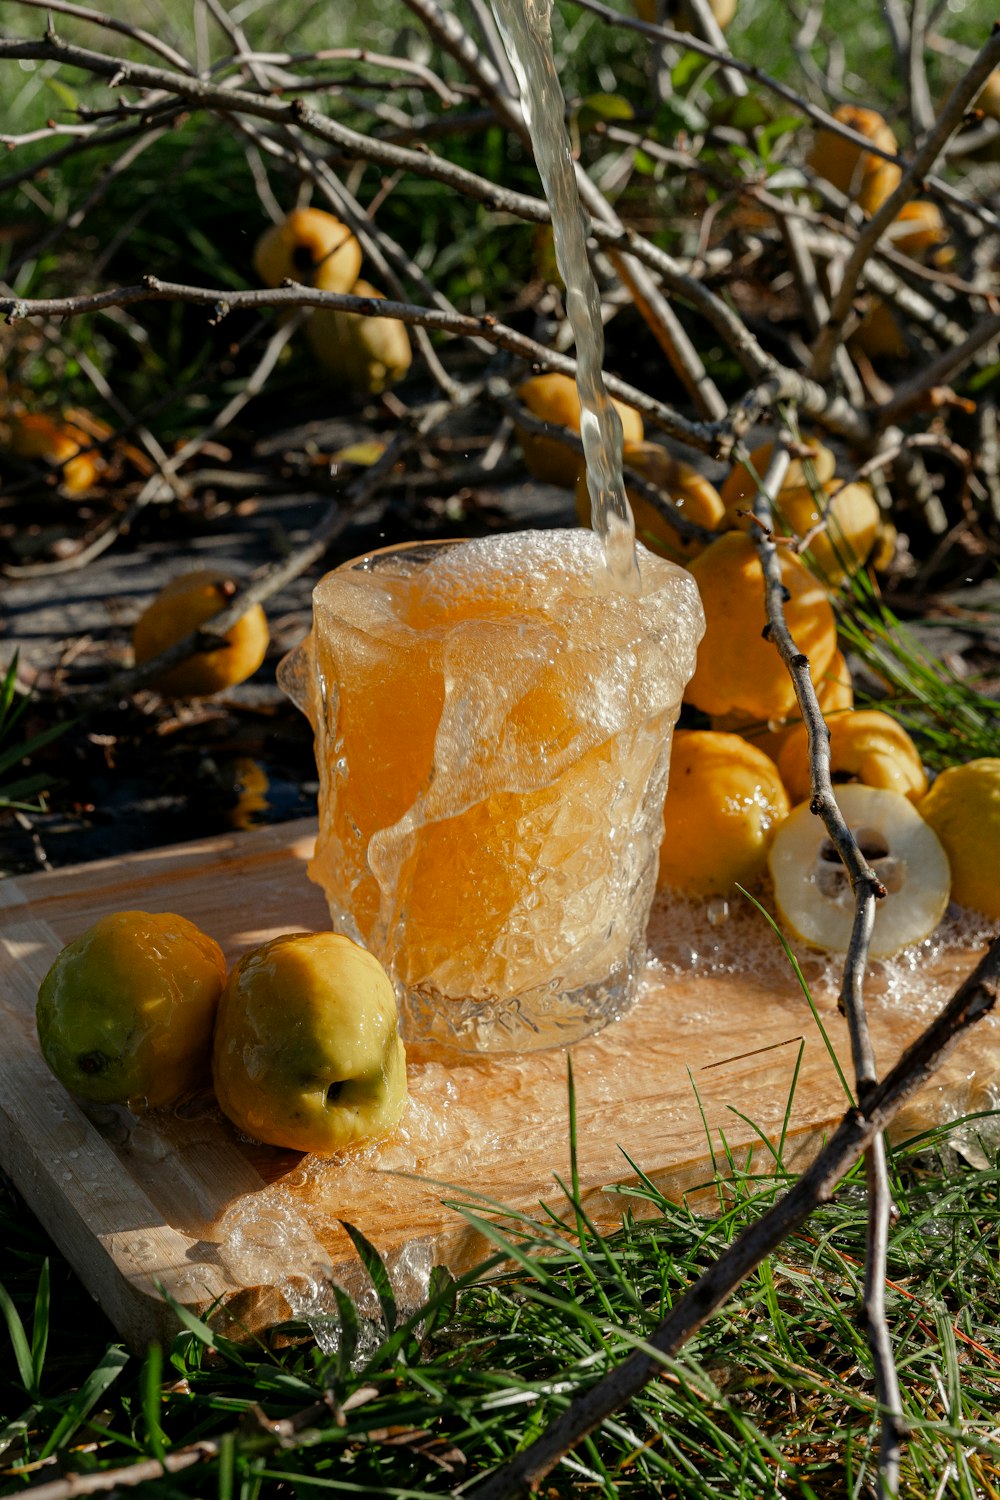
[1,1094,998,1497]
[835,570,999,771]
[0,653,72,813]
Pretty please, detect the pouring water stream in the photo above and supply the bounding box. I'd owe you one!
[490,0,640,590]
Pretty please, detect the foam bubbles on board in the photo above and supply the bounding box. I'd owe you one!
[648,882,998,1025]
[217,1195,321,1288]
[215,1172,437,1359]
[647,886,793,986]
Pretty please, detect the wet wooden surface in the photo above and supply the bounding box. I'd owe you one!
[0,818,995,1351]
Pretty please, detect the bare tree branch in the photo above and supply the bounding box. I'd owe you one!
[470,935,1000,1498]
[0,278,724,453]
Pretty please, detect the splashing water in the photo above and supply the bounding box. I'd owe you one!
[491,0,639,590]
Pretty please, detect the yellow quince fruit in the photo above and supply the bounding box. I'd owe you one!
[36,911,226,1110]
[711,648,854,762]
[720,438,836,515]
[132,569,269,698]
[658,730,790,898]
[778,709,928,806]
[514,372,644,489]
[252,207,362,293]
[575,441,723,560]
[807,104,901,215]
[305,279,412,394]
[918,759,1000,918]
[8,410,105,496]
[212,932,408,1155]
[733,479,882,586]
[684,531,839,721]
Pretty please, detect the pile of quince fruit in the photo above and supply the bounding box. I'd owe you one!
[36,913,408,1155]
[513,372,1000,958]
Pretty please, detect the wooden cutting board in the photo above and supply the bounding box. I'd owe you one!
[0,818,995,1352]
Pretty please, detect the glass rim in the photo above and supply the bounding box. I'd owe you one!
[339,536,469,574]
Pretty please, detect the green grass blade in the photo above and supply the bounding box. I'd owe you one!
[0,716,76,778]
[738,886,854,1105]
[141,1342,167,1463]
[0,1404,43,1462]
[0,1280,38,1397]
[0,653,21,728]
[217,1430,236,1500]
[30,1259,49,1396]
[566,1055,587,1249]
[38,1344,130,1459]
[322,1280,360,1382]
[340,1220,397,1336]
[0,772,57,808]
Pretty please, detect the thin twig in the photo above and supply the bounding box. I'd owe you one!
[403,0,728,421]
[9,0,195,71]
[877,309,1000,427]
[489,381,718,546]
[0,30,872,441]
[706,435,904,1495]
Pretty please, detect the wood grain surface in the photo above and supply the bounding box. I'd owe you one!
[0,818,995,1351]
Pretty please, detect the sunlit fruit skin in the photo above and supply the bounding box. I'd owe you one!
[227,756,270,830]
[633,0,736,27]
[975,70,1000,120]
[778,710,928,807]
[763,481,881,586]
[684,532,838,721]
[657,730,790,898]
[849,298,909,362]
[710,648,854,763]
[305,279,413,394]
[575,441,723,560]
[36,911,226,1110]
[807,104,902,214]
[252,208,362,293]
[918,759,1000,919]
[514,373,644,489]
[723,465,880,585]
[888,200,950,262]
[719,438,836,515]
[132,569,269,697]
[8,411,103,495]
[211,932,408,1155]
[769,786,951,958]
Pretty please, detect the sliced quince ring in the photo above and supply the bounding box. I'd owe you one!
[768,785,951,957]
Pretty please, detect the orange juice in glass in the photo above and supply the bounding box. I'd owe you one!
[278,529,703,1052]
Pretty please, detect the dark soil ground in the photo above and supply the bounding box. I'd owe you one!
[0,395,584,877]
